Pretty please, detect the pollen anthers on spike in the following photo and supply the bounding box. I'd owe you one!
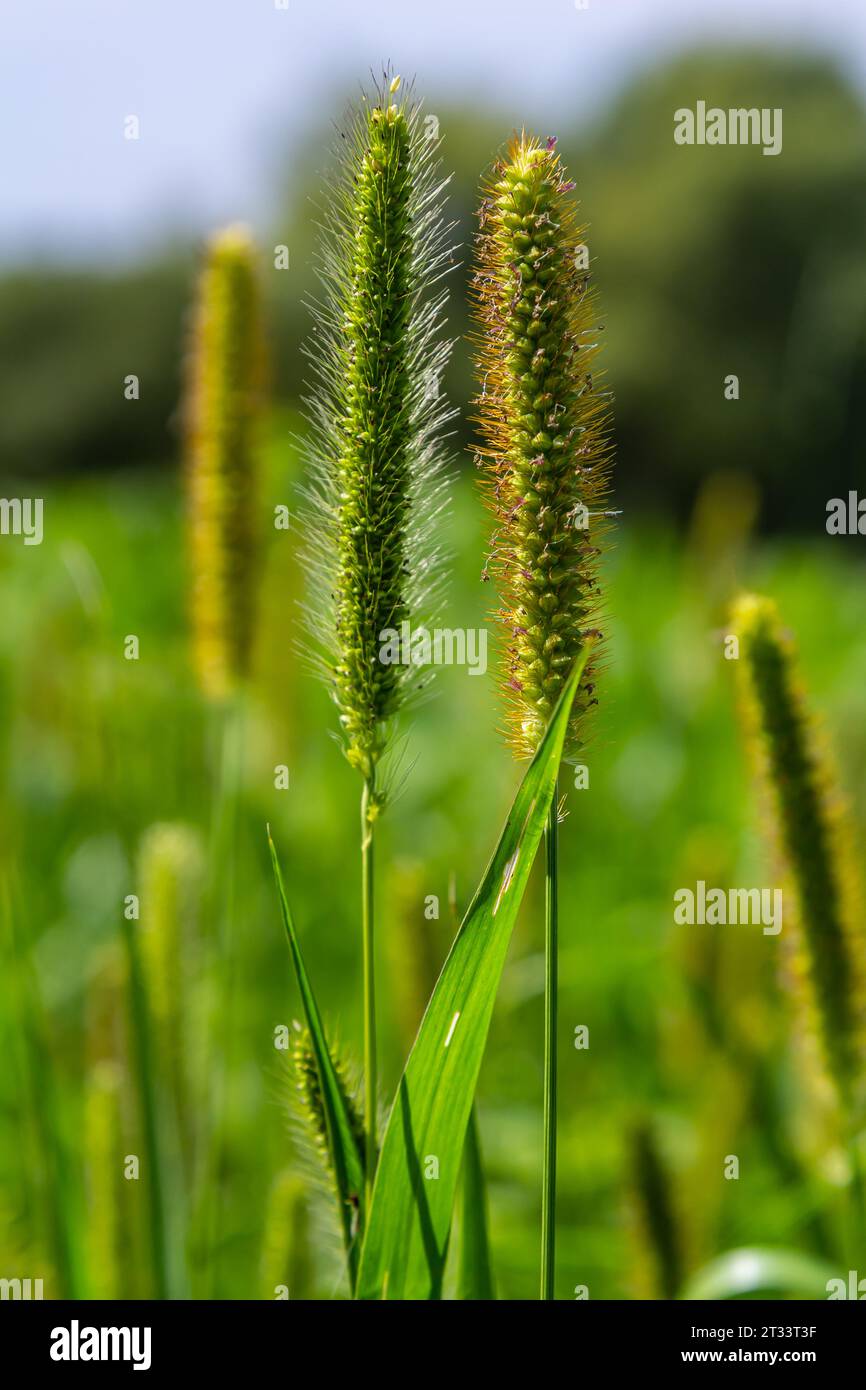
[472,132,612,759]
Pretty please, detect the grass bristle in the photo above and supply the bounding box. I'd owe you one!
[471,131,613,758]
[298,72,455,787]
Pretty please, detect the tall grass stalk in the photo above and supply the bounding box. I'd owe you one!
[193,656,246,1295]
[184,223,264,1292]
[1,871,83,1297]
[121,904,170,1299]
[473,131,612,1298]
[138,823,204,1180]
[134,822,206,1300]
[360,775,377,1196]
[83,1061,122,1299]
[299,72,454,1190]
[541,785,559,1299]
[732,593,866,1258]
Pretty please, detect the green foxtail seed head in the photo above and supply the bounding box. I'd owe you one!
[185,224,264,701]
[731,594,866,1113]
[291,1024,366,1191]
[299,74,454,790]
[472,132,613,759]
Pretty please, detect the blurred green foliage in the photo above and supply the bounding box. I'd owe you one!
[2,44,866,1301]
[1,436,865,1295]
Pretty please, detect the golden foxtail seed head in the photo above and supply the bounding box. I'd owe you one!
[185,224,265,701]
[472,132,613,759]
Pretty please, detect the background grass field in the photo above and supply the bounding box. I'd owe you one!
[3,3,866,1298]
[2,432,865,1296]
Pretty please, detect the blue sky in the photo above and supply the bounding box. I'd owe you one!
[3,0,866,264]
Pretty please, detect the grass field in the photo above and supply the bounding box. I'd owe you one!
[2,424,865,1298]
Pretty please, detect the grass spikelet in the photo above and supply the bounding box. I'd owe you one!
[291,1024,366,1201]
[133,822,204,1298]
[471,131,612,759]
[299,73,455,784]
[731,593,866,1112]
[185,223,264,701]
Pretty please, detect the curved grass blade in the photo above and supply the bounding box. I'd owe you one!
[357,651,590,1300]
[268,830,366,1290]
[457,1108,495,1300]
[681,1248,837,1301]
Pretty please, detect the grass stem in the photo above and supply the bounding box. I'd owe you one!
[2,872,83,1297]
[361,775,377,1205]
[194,697,243,1298]
[541,780,559,1300]
[122,912,169,1299]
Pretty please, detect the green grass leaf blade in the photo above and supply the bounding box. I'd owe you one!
[268,831,366,1290]
[681,1247,838,1300]
[457,1107,495,1300]
[356,652,590,1300]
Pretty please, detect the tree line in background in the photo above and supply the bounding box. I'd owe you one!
[3,49,866,531]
